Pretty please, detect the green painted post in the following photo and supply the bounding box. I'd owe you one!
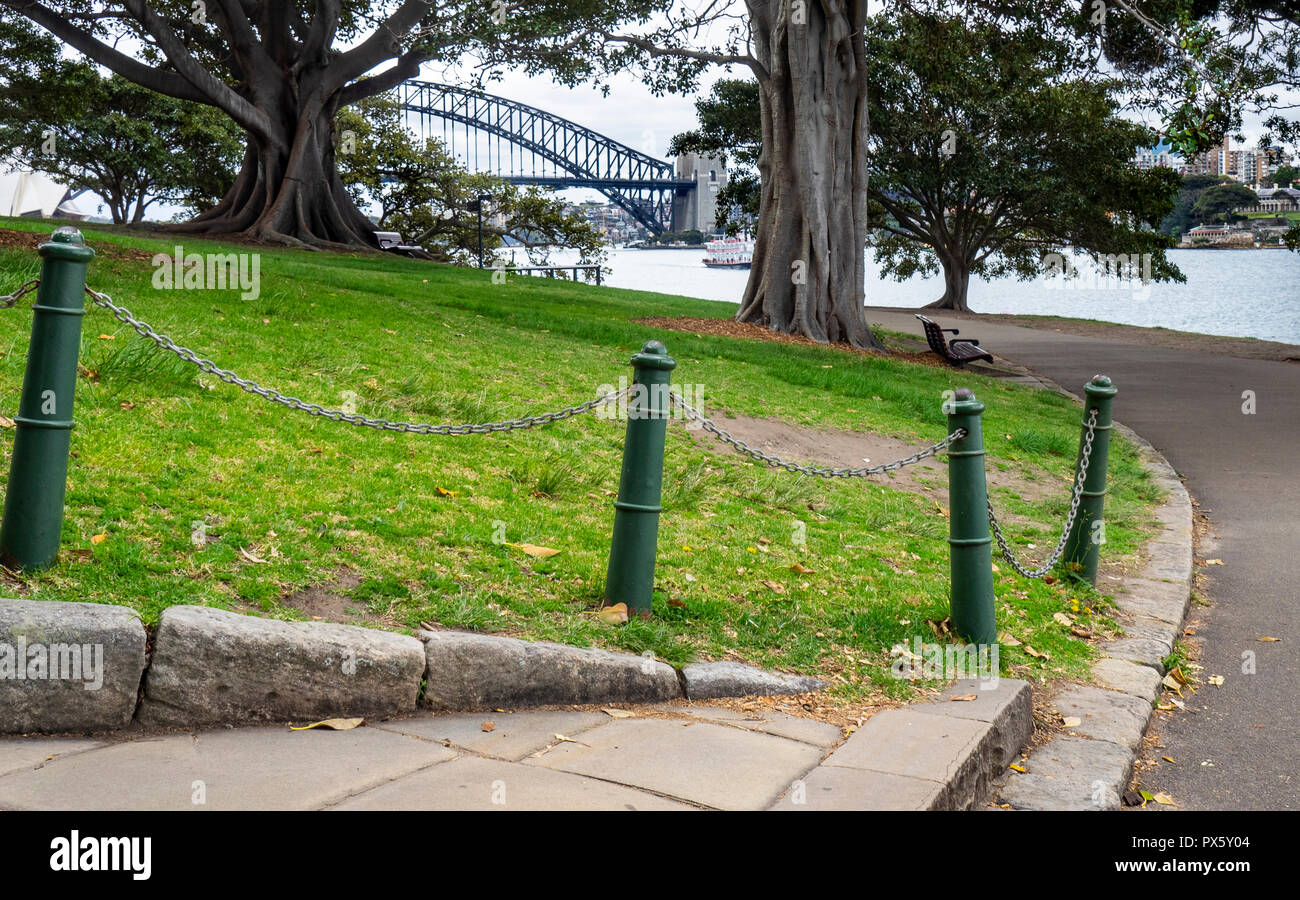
[1061,375,1117,585]
[603,340,676,619]
[0,227,95,571]
[946,388,997,645]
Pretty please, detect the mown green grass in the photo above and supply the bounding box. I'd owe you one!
[0,217,1164,700]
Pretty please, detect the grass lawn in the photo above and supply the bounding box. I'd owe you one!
[0,218,1164,702]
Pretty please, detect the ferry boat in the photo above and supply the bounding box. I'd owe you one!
[703,235,754,269]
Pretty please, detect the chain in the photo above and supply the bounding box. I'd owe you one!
[1,279,40,309]
[84,287,630,434]
[670,390,966,477]
[987,408,1098,579]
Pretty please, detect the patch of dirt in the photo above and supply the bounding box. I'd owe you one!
[687,407,1061,509]
[273,568,401,628]
[0,226,156,262]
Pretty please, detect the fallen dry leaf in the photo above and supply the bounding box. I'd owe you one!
[481,721,495,733]
[1199,558,1225,566]
[1154,793,1176,806]
[998,632,1022,647]
[1024,645,1049,660]
[238,547,268,564]
[788,562,817,574]
[602,708,636,719]
[1258,636,1281,642]
[90,533,107,545]
[759,579,787,595]
[289,717,364,731]
[1162,756,1176,764]
[1053,612,1074,627]
[1208,674,1225,686]
[596,602,628,625]
[949,694,977,702]
[506,542,561,558]
[1062,716,1082,728]
[0,416,15,428]
[436,487,459,497]
[1009,763,1027,773]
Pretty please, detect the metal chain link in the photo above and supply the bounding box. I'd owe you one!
[987,408,1098,579]
[1,279,40,309]
[669,390,967,477]
[84,286,630,434]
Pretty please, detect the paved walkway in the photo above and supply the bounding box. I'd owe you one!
[0,681,1027,811]
[869,308,1300,810]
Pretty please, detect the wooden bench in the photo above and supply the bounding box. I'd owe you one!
[915,314,994,366]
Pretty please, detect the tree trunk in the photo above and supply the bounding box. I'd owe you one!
[167,89,377,249]
[736,1,883,351]
[925,253,972,311]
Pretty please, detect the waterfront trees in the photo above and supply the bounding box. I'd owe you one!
[673,11,1184,314]
[865,11,1183,311]
[0,1,665,249]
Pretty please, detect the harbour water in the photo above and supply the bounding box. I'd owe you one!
[542,246,1300,345]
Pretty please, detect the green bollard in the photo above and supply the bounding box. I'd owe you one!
[603,340,676,619]
[1061,375,1117,585]
[0,227,95,571]
[946,388,997,645]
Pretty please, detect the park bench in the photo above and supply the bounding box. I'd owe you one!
[915,314,994,366]
[373,230,431,258]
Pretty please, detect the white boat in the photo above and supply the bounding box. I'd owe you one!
[703,235,754,269]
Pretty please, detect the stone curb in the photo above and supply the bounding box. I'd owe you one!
[0,602,826,733]
[772,679,1033,810]
[998,417,1194,811]
[0,598,146,733]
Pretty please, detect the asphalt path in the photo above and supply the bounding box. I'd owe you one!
[868,308,1299,810]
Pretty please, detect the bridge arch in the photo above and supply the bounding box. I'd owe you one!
[394,81,696,235]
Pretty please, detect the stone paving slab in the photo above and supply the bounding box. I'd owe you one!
[332,755,694,811]
[1091,657,1163,701]
[525,717,824,810]
[1099,637,1170,672]
[0,737,107,778]
[1050,684,1153,751]
[1138,541,1193,585]
[1111,577,1191,625]
[374,709,610,761]
[770,765,944,811]
[1122,615,1181,651]
[999,736,1134,811]
[821,708,991,810]
[0,725,454,811]
[666,705,844,748]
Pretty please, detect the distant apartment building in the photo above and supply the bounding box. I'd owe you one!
[1178,136,1294,188]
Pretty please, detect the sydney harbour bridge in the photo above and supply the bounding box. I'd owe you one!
[394,81,721,235]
